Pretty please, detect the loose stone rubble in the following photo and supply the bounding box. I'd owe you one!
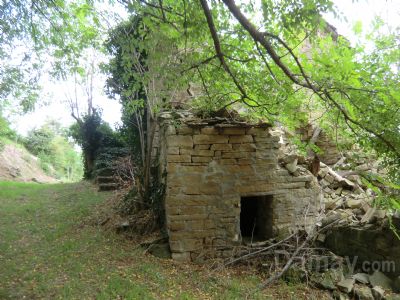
[281,135,400,299]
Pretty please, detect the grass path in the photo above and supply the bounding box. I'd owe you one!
[0,181,329,299]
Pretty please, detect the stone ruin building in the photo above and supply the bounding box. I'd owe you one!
[154,112,323,262]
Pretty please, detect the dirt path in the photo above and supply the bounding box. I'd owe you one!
[0,181,330,299]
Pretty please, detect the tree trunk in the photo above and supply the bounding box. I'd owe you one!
[142,104,156,206]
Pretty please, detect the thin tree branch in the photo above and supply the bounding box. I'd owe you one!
[199,0,251,102]
[221,0,400,157]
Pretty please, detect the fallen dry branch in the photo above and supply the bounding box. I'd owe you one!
[259,233,313,289]
[216,206,348,290]
[224,233,297,267]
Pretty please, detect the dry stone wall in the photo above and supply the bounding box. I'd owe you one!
[158,114,323,262]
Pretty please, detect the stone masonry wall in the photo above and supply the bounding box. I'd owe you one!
[158,117,323,262]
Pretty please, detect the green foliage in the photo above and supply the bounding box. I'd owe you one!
[24,126,55,156]
[24,120,83,181]
[0,0,105,113]
[0,114,16,140]
[109,1,400,186]
[0,113,17,151]
[103,16,148,162]
[69,110,127,179]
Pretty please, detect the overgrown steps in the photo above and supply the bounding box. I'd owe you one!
[98,182,119,191]
[96,168,119,191]
[96,176,115,184]
[96,167,114,177]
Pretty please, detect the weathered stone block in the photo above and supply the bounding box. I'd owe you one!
[166,163,180,173]
[211,144,232,151]
[255,152,278,160]
[201,127,219,135]
[169,214,209,222]
[183,183,220,195]
[169,222,185,231]
[169,240,183,252]
[166,195,216,206]
[181,206,206,215]
[222,152,247,159]
[255,142,280,149]
[181,239,203,251]
[192,156,213,163]
[168,135,193,148]
[194,144,211,150]
[167,147,180,155]
[204,219,216,229]
[254,136,280,143]
[191,150,214,157]
[288,175,314,182]
[224,165,253,174]
[167,206,183,215]
[176,125,193,135]
[232,143,256,151]
[179,148,192,155]
[246,127,269,135]
[237,158,253,165]
[168,174,203,187]
[222,128,246,135]
[167,154,191,163]
[219,158,237,165]
[186,220,205,230]
[166,125,176,135]
[171,252,191,261]
[194,134,229,144]
[237,183,274,194]
[173,165,208,174]
[229,135,253,143]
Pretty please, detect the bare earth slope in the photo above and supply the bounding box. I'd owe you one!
[0,143,56,183]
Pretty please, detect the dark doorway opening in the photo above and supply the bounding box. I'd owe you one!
[240,195,273,242]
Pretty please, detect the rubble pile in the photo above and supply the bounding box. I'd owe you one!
[317,162,388,226]
[310,268,400,300]
[280,147,389,227]
[279,137,400,299]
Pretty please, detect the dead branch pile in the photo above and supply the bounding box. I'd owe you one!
[216,207,346,289]
[112,156,137,188]
[220,232,340,289]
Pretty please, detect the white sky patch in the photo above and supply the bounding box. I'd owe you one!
[9,0,400,136]
[324,0,400,43]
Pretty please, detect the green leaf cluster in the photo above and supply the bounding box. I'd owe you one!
[23,120,83,181]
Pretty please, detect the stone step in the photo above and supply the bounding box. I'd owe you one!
[96,176,115,184]
[98,183,119,191]
[96,167,115,177]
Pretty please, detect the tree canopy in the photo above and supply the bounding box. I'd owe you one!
[0,0,108,113]
[108,0,399,182]
[1,0,399,184]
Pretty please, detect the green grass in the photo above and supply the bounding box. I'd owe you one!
[0,181,329,299]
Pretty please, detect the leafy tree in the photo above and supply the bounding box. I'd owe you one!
[104,16,156,204]
[24,126,55,156]
[110,0,399,185]
[2,0,400,191]
[24,120,83,181]
[0,0,104,113]
[69,110,126,179]
[0,113,17,141]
